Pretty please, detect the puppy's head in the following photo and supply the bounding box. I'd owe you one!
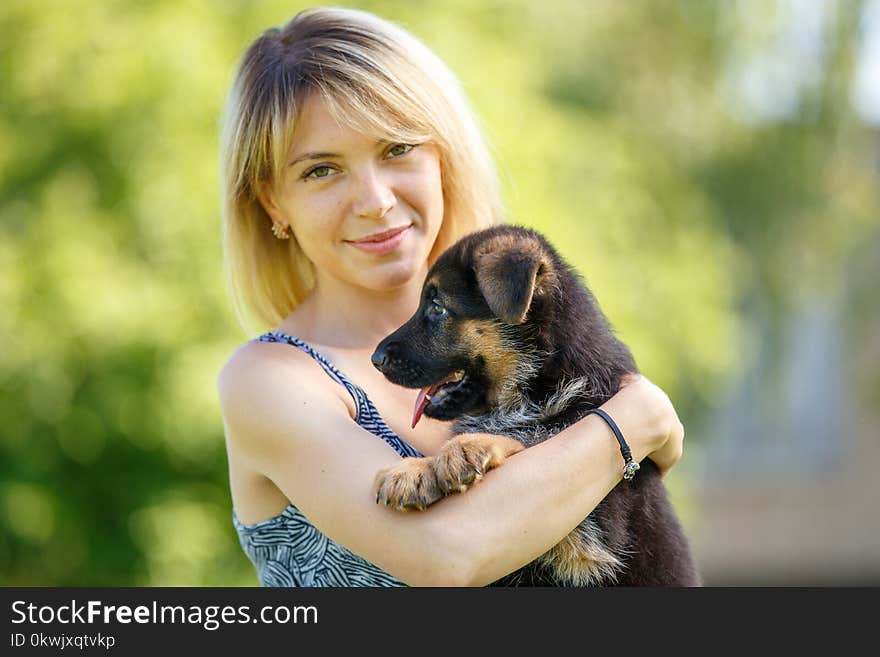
[372,226,557,426]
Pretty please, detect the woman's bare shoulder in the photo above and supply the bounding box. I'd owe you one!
[218,336,349,397]
[219,340,297,402]
[217,338,353,453]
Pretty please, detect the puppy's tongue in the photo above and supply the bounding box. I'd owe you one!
[412,387,433,428]
[411,371,464,428]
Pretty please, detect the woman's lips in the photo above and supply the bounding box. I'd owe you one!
[347,225,410,255]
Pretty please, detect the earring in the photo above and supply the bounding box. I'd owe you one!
[271,223,291,240]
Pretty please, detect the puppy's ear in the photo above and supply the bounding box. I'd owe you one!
[475,237,552,324]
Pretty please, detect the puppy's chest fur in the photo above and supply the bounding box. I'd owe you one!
[453,377,628,586]
[453,375,600,445]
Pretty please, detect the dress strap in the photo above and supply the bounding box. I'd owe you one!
[257,331,351,389]
[254,331,423,458]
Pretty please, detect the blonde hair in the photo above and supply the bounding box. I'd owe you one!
[220,7,504,333]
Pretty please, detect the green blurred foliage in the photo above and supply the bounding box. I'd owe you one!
[1,0,877,584]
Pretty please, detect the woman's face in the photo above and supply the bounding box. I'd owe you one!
[263,94,445,294]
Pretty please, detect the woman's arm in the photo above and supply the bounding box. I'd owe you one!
[218,342,682,587]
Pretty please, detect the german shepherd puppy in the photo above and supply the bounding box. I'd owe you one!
[371,225,700,586]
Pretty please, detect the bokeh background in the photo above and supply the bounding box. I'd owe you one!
[2,0,878,586]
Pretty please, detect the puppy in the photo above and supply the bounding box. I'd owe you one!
[371,225,700,586]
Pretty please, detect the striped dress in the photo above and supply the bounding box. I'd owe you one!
[233,330,423,587]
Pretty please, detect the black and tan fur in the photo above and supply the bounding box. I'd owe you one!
[371,225,700,586]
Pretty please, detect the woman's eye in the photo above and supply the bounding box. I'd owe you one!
[303,165,336,179]
[386,143,414,158]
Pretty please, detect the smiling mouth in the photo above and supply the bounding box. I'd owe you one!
[350,225,410,243]
[346,225,412,256]
[411,369,467,428]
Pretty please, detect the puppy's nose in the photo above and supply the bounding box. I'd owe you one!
[373,339,403,373]
[371,343,391,371]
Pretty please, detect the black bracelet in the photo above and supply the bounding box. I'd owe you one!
[585,408,640,481]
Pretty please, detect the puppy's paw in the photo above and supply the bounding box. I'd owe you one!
[434,434,524,496]
[375,457,444,511]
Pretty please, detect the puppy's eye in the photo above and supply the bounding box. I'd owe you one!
[426,300,447,319]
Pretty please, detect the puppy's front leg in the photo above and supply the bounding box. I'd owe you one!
[375,434,524,511]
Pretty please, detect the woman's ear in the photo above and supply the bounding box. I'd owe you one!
[256,181,285,226]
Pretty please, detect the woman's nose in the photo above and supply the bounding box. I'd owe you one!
[352,167,395,219]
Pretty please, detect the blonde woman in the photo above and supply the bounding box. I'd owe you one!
[218,7,685,587]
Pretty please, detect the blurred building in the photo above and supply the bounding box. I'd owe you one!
[689,231,880,586]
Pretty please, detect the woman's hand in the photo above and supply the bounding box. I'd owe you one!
[598,374,684,477]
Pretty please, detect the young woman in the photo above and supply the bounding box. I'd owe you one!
[217,7,685,587]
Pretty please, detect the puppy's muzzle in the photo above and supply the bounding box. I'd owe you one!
[370,340,399,374]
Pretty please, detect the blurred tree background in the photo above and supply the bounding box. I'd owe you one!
[2,0,878,585]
